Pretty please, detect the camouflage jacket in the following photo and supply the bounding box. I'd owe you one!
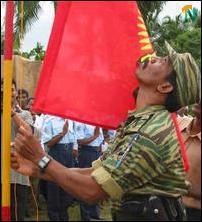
[91,105,188,211]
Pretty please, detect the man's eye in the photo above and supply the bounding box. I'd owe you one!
[140,54,152,63]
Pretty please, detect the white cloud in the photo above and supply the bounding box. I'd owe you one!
[21,1,54,52]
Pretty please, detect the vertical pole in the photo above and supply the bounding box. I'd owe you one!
[2,1,14,221]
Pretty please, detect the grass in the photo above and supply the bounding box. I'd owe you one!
[25,195,113,221]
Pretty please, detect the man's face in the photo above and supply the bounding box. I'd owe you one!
[12,83,17,104]
[1,83,17,110]
[136,56,173,89]
[27,99,34,111]
[18,92,28,109]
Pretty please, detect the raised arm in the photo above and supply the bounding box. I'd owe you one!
[12,125,108,204]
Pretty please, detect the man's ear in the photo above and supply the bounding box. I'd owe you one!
[157,82,173,94]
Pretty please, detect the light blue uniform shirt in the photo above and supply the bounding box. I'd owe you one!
[35,114,52,149]
[42,116,77,147]
[74,122,104,147]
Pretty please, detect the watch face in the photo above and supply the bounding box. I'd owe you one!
[39,161,46,168]
[39,156,51,169]
[43,156,49,162]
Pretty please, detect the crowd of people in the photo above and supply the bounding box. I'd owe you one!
[1,41,201,221]
[1,80,116,221]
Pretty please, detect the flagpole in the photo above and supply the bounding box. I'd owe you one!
[2,1,14,221]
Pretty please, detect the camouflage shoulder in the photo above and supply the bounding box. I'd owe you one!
[140,110,176,146]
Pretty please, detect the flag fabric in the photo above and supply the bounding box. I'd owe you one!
[33,1,153,129]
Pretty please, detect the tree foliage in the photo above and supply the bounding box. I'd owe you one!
[14,1,42,49]
[137,1,167,37]
[1,1,201,68]
[22,42,45,61]
[153,12,201,69]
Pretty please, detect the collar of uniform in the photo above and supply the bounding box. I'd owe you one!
[129,105,166,118]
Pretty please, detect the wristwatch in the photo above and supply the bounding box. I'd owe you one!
[38,155,53,173]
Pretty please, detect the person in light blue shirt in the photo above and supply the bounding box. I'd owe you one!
[42,116,76,221]
[74,121,104,221]
[74,122,104,147]
[43,116,77,146]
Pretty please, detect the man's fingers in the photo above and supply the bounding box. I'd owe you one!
[11,151,19,169]
[18,126,32,138]
[11,151,17,158]
[14,137,24,152]
[11,163,20,170]
[15,137,27,156]
[15,132,32,153]
[14,137,32,156]
[193,105,201,119]
[14,137,33,158]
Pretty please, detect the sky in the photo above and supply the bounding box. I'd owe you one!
[1,1,201,52]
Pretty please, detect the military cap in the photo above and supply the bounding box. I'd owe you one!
[165,41,201,107]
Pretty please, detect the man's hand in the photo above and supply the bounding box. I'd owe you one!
[193,103,201,126]
[62,120,69,136]
[14,103,23,112]
[14,125,46,164]
[94,127,100,138]
[191,103,201,134]
[11,151,39,177]
[177,106,188,117]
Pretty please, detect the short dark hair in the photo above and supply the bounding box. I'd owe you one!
[12,79,17,90]
[165,70,181,112]
[18,89,29,98]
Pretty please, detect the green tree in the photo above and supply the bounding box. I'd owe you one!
[1,1,42,52]
[2,1,164,51]
[153,12,201,69]
[14,1,42,49]
[137,1,167,37]
[22,42,45,61]
[1,1,58,53]
[1,22,20,55]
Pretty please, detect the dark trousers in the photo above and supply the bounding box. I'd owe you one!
[47,143,74,221]
[186,207,201,221]
[26,177,40,217]
[11,184,28,221]
[78,145,101,221]
[113,195,187,221]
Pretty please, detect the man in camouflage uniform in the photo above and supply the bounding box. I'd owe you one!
[177,104,201,221]
[11,42,201,221]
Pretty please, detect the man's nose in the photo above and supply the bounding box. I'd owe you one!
[150,57,158,63]
[150,56,162,64]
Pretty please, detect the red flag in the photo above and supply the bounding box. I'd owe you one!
[33,1,153,129]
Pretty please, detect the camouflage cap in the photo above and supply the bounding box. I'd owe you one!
[165,41,201,107]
